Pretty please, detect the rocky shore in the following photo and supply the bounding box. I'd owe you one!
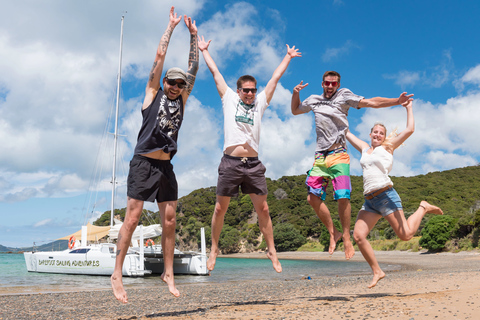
[1,251,479,319]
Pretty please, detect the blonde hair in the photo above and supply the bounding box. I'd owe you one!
[370,122,399,153]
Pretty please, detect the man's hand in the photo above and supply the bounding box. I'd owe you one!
[198,35,211,52]
[169,6,182,27]
[184,15,197,34]
[398,92,414,105]
[293,80,309,94]
[286,44,302,59]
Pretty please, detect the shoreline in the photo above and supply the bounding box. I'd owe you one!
[1,250,480,319]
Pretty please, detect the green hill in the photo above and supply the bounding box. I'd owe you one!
[94,165,480,253]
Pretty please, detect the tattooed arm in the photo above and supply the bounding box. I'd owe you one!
[181,14,199,104]
[142,6,182,110]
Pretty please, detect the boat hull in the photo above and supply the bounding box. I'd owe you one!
[24,244,208,276]
[23,244,148,276]
[142,251,208,275]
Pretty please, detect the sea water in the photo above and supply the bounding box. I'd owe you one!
[0,253,399,295]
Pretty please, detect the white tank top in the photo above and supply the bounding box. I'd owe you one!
[360,146,393,195]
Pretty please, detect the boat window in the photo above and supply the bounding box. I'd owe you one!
[69,248,91,254]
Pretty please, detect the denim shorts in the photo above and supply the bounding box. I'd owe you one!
[361,187,402,217]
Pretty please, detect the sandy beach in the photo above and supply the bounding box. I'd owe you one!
[1,250,479,320]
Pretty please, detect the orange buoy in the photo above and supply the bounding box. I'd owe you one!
[68,236,76,249]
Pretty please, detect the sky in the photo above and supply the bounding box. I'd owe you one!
[1,0,480,248]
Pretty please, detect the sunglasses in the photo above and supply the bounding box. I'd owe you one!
[166,78,186,89]
[323,81,338,87]
[240,88,257,94]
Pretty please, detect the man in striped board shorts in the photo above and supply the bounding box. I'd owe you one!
[291,70,413,260]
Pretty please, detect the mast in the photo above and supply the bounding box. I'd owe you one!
[110,15,124,227]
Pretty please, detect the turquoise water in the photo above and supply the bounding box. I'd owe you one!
[0,253,396,294]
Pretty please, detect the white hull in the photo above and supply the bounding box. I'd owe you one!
[136,246,208,275]
[23,244,148,276]
[24,228,208,277]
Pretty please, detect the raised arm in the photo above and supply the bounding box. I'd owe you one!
[198,36,228,98]
[264,44,302,103]
[389,100,415,150]
[346,130,369,153]
[142,7,182,110]
[358,92,414,109]
[291,81,309,115]
[181,14,199,104]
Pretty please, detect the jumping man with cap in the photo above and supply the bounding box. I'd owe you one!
[111,6,198,303]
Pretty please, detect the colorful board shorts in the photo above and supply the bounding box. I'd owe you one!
[305,147,351,201]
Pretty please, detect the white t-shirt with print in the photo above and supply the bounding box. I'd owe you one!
[222,87,268,153]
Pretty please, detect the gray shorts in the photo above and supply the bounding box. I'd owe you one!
[127,154,178,203]
[216,154,267,197]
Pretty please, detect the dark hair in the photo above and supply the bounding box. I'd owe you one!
[237,75,257,89]
[322,71,341,82]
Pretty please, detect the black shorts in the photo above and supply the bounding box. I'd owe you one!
[127,155,178,203]
[216,154,267,197]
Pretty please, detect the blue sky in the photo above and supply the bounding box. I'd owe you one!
[1,0,480,248]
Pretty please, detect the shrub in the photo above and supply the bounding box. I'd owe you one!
[219,225,240,253]
[273,223,307,252]
[419,215,456,251]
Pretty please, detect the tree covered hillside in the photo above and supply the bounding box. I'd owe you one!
[95,165,480,253]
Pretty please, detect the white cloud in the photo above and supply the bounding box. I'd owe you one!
[0,1,204,203]
[350,91,480,176]
[458,64,480,89]
[175,96,223,196]
[34,219,52,228]
[384,50,453,90]
[322,40,361,62]
[196,2,285,83]
[386,71,421,89]
[421,151,477,172]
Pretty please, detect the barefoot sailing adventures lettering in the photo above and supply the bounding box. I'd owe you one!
[38,259,100,267]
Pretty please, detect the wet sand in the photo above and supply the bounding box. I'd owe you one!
[1,250,479,319]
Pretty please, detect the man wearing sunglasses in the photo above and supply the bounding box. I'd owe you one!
[291,71,413,261]
[111,7,198,303]
[198,36,301,273]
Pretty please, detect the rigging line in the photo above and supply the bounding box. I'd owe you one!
[82,81,118,226]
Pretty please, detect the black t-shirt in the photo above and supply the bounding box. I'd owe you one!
[133,89,184,159]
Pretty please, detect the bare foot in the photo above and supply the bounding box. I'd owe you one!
[207,248,219,271]
[329,230,343,255]
[343,238,355,260]
[111,273,128,303]
[266,249,282,273]
[161,272,180,297]
[368,271,386,288]
[420,201,443,215]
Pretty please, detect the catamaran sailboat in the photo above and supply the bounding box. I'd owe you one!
[23,16,208,277]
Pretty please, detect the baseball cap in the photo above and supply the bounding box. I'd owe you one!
[165,67,187,82]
